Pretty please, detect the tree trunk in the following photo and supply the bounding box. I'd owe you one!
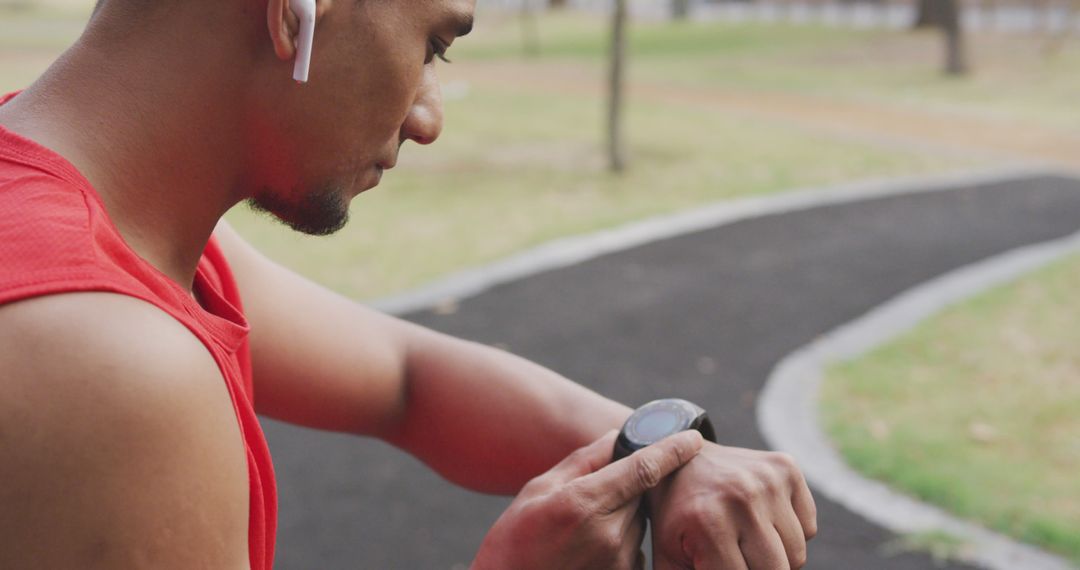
[672,0,691,19]
[914,0,947,27]
[914,0,969,74]
[941,0,968,74]
[1043,0,1078,56]
[521,0,541,57]
[608,0,628,172]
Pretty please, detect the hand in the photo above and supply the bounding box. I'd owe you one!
[472,430,705,570]
[648,444,818,569]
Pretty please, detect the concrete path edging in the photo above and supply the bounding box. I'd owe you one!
[371,164,1077,569]
[757,229,1080,569]
[371,164,1053,315]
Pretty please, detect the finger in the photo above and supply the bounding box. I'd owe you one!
[618,497,644,535]
[695,548,750,570]
[617,506,647,570]
[544,430,620,483]
[769,451,818,540]
[653,550,696,570]
[634,549,645,570]
[740,522,790,570]
[791,468,818,540]
[774,509,808,569]
[584,430,704,512]
[675,527,747,570]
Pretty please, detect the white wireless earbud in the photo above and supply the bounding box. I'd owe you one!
[290,0,316,83]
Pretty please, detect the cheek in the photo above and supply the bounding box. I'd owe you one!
[244,8,428,189]
[239,101,306,195]
[322,9,424,131]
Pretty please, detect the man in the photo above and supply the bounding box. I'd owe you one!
[0,0,816,567]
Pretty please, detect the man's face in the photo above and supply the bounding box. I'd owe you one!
[244,0,475,235]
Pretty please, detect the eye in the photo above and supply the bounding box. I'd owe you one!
[425,37,452,65]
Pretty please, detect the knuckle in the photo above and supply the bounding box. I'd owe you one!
[787,537,809,568]
[598,527,623,554]
[684,498,716,528]
[669,437,693,466]
[805,517,819,540]
[554,484,593,525]
[758,467,782,494]
[633,454,664,490]
[568,445,592,463]
[769,451,808,487]
[519,476,547,497]
[767,451,799,472]
[723,473,764,507]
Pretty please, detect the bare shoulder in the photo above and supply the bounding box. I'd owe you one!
[0,293,250,569]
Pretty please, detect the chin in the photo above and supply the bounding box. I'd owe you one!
[248,183,351,237]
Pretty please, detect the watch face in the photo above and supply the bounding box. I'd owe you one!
[625,400,694,446]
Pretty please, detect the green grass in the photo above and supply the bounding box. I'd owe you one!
[225,14,1049,299]
[462,13,1080,130]
[459,13,861,60]
[12,8,1060,299]
[880,531,974,566]
[5,4,1079,561]
[822,254,1080,563]
[226,82,966,298]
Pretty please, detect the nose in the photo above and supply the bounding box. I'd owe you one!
[401,66,443,146]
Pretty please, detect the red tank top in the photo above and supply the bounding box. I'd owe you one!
[0,92,277,569]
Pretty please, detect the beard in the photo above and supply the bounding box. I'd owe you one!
[247,183,350,236]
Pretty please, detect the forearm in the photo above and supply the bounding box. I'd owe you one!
[381,326,631,495]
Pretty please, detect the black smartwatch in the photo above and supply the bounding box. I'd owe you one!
[614,398,717,460]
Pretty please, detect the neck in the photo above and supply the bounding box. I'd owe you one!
[0,8,258,288]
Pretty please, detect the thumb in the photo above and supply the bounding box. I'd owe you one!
[583,430,704,513]
[544,430,621,483]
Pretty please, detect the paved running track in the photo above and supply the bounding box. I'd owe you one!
[263,174,1080,569]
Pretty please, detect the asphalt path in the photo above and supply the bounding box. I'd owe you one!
[263,175,1080,569]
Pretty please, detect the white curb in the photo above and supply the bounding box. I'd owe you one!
[371,165,1054,315]
[372,164,1077,569]
[757,227,1080,569]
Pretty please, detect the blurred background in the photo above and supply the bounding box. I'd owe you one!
[2,0,1077,566]
[4,0,1078,299]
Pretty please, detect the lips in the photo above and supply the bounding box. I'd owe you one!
[358,151,396,194]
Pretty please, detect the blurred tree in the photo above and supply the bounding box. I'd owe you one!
[672,0,691,19]
[521,0,541,56]
[1039,0,1055,32]
[913,0,947,27]
[1044,0,1078,55]
[940,0,967,74]
[914,0,968,75]
[550,0,569,8]
[608,0,628,172]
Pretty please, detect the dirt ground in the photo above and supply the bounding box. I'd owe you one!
[452,56,1080,171]
[7,2,1080,171]
[21,0,91,9]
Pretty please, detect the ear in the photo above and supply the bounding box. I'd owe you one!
[267,0,333,62]
[267,0,297,61]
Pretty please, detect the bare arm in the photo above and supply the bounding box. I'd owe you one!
[217,223,817,567]
[0,293,251,569]
[215,222,630,494]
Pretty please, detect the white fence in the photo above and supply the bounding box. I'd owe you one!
[480,0,1080,32]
